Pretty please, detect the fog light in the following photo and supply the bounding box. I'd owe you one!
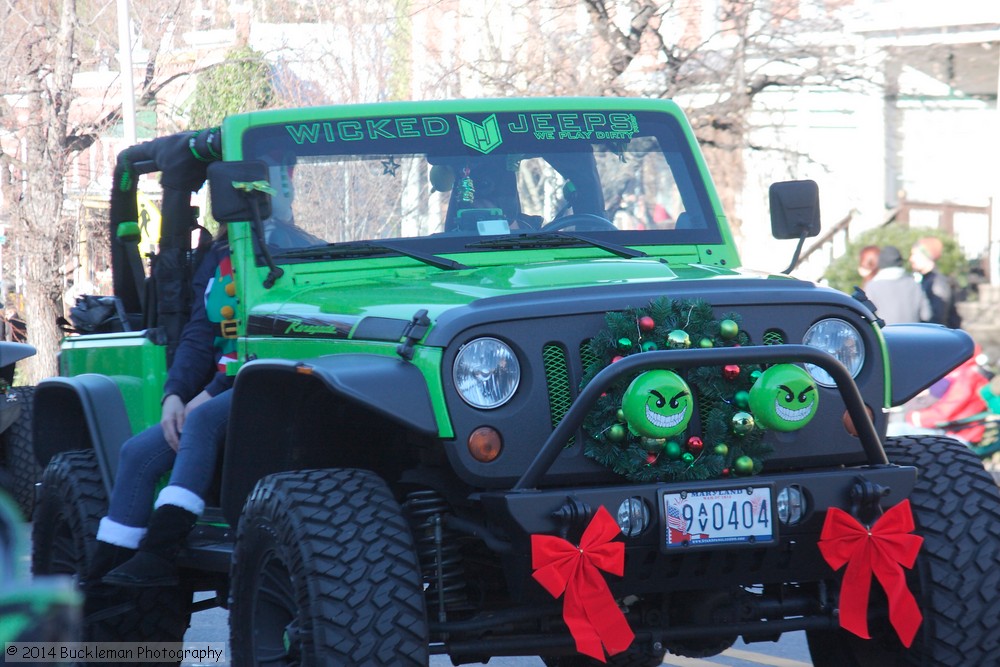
[468,426,502,462]
[615,497,650,538]
[777,485,805,525]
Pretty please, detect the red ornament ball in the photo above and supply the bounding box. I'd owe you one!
[723,365,740,380]
[638,316,656,332]
[611,355,625,363]
[686,436,704,455]
[646,453,658,465]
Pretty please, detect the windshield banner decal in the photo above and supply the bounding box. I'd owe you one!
[282,112,639,148]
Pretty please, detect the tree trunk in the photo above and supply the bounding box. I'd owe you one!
[16,0,78,385]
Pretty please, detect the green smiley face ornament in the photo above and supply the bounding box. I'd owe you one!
[749,364,819,432]
[621,370,693,438]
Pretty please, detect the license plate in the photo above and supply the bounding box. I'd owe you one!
[662,486,775,549]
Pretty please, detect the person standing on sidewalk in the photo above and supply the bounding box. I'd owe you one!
[864,245,931,324]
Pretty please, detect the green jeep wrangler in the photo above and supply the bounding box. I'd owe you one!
[30,98,1000,666]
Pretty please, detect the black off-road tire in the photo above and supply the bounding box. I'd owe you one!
[807,435,1000,666]
[230,468,429,665]
[32,449,192,656]
[1,385,38,518]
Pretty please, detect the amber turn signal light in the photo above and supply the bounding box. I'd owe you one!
[842,405,874,437]
[468,426,502,462]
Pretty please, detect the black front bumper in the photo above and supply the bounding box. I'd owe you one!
[484,463,916,594]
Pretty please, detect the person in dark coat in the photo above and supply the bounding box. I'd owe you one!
[82,236,237,623]
[910,237,962,328]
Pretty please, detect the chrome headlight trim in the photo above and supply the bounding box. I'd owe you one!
[453,337,521,409]
[802,318,865,387]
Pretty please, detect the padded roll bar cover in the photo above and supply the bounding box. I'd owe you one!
[33,375,135,499]
[220,354,438,525]
[882,323,974,406]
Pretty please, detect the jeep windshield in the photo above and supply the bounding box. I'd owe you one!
[236,104,725,261]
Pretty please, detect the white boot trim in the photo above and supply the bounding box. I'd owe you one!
[96,517,146,549]
[154,485,205,516]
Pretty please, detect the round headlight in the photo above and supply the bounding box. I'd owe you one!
[802,319,864,386]
[453,337,521,409]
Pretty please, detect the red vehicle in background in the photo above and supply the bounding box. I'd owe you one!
[905,347,1000,457]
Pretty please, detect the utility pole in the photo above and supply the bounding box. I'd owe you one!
[117,0,137,145]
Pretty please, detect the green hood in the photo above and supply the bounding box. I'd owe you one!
[249,258,748,326]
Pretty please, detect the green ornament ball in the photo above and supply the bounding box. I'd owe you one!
[666,329,691,349]
[621,370,693,438]
[607,424,627,443]
[720,319,739,340]
[664,441,683,460]
[714,443,729,457]
[617,337,633,350]
[681,452,695,464]
[699,337,714,348]
[749,364,819,432]
[731,411,755,435]
[616,408,626,422]
[734,455,755,475]
[641,340,659,352]
[733,390,750,409]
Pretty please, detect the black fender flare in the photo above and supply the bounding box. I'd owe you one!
[33,374,133,498]
[883,323,974,406]
[220,354,438,524]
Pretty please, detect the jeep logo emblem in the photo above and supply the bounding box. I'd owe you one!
[457,114,502,154]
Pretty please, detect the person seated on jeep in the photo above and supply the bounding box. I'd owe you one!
[82,229,237,618]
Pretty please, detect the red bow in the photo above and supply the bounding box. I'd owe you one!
[531,505,635,662]
[818,499,923,647]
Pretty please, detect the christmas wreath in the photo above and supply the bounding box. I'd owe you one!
[581,297,819,483]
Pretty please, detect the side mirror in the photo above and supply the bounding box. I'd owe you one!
[769,180,820,240]
[208,160,272,223]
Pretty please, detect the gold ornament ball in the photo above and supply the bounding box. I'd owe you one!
[616,408,626,422]
[642,437,666,452]
[667,330,691,349]
[714,443,729,457]
[699,337,714,348]
[732,411,755,435]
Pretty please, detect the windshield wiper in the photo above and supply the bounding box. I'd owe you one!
[465,232,648,259]
[273,240,470,271]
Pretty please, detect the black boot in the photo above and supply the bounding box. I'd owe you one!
[102,504,197,588]
[82,541,135,627]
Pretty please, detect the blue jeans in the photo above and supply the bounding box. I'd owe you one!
[107,389,232,528]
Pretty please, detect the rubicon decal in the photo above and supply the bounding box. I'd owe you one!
[247,313,358,338]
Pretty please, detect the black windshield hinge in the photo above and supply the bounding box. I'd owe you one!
[397,309,431,362]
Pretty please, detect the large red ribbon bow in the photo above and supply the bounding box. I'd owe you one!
[817,499,924,647]
[531,505,635,662]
